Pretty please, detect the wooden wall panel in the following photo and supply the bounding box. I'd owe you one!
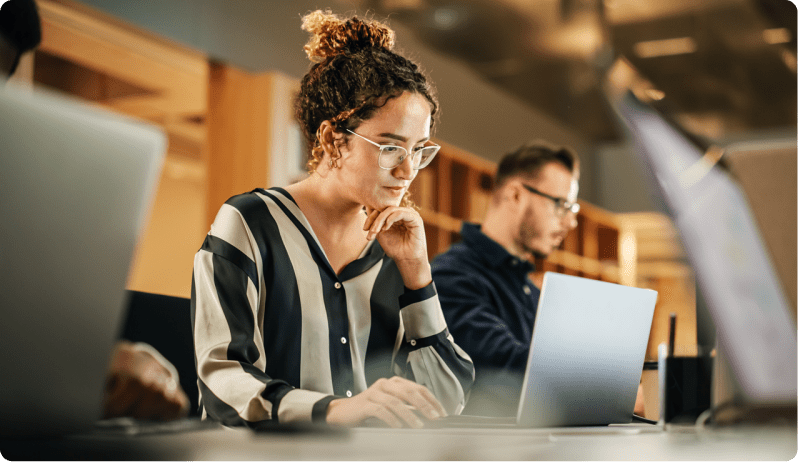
[206,64,274,227]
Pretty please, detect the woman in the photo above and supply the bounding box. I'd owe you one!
[192,10,474,429]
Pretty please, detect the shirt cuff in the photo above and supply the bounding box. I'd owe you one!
[276,389,336,424]
[312,395,343,424]
[399,282,447,340]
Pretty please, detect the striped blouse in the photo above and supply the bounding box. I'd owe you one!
[191,187,474,427]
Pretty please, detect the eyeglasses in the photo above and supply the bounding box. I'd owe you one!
[522,184,580,216]
[346,129,440,170]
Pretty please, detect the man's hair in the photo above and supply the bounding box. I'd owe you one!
[494,140,579,189]
[0,0,42,76]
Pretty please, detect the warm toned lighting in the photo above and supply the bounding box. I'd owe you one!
[763,28,791,45]
[382,0,424,9]
[633,37,697,58]
[432,7,462,30]
[781,49,797,73]
[644,88,665,101]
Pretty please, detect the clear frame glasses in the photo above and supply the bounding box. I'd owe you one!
[522,184,580,216]
[346,129,440,170]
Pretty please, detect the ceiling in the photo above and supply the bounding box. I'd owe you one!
[354,0,797,144]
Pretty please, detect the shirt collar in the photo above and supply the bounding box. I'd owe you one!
[460,222,535,273]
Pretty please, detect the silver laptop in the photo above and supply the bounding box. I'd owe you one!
[0,84,166,437]
[436,272,657,428]
[516,272,657,427]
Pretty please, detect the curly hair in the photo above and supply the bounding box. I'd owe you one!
[294,10,439,208]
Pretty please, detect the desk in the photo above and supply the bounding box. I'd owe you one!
[2,424,795,460]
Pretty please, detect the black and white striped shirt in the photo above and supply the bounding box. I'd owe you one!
[191,187,474,427]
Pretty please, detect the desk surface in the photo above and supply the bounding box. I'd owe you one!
[2,424,795,460]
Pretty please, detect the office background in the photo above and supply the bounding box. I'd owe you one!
[15,1,796,401]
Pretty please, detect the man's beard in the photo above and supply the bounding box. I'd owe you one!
[517,219,548,261]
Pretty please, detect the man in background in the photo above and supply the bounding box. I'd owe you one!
[432,141,646,417]
[1,0,188,421]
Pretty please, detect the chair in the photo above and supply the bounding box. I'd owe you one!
[120,291,199,416]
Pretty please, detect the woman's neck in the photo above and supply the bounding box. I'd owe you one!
[286,174,365,233]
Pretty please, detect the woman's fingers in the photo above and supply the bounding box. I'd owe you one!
[372,393,424,429]
[366,207,418,240]
[363,208,380,232]
[408,385,448,419]
[368,402,405,428]
[380,376,446,420]
[326,377,444,428]
[367,207,399,240]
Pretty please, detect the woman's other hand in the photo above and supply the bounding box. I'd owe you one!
[326,376,446,428]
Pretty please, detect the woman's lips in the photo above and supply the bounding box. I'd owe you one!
[384,186,405,195]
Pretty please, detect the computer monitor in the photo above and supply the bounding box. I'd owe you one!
[605,61,796,406]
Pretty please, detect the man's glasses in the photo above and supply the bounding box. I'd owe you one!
[346,129,440,170]
[522,184,580,216]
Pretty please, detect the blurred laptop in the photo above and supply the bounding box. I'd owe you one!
[435,272,657,429]
[605,59,797,409]
[0,84,165,437]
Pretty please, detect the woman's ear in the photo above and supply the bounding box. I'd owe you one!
[317,121,338,157]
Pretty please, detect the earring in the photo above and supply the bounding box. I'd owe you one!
[328,156,340,169]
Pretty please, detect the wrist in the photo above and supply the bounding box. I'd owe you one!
[324,397,348,426]
[397,260,432,290]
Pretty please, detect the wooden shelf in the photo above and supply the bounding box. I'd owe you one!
[31,0,210,298]
[414,142,696,361]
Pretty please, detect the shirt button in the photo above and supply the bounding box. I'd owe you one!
[341,337,347,344]
[511,259,518,266]
[346,390,352,397]
[334,282,342,289]
[523,286,532,295]
[410,339,417,346]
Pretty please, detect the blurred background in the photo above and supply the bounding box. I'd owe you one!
[15,0,795,380]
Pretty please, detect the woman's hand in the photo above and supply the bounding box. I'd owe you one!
[364,206,431,290]
[326,376,447,428]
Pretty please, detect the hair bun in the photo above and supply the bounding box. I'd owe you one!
[301,10,395,63]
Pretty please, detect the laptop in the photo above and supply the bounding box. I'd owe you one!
[434,272,657,429]
[0,84,166,437]
[605,60,797,407]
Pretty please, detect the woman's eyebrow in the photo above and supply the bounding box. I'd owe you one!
[377,132,431,143]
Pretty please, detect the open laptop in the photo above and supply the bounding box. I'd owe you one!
[435,272,657,429]
[0,84,165,437]
[604,60,797,408]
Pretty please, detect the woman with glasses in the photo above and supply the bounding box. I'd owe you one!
[192,10,474,429]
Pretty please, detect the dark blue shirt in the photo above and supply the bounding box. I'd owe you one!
[431,222,540,415]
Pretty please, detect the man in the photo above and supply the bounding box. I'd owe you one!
[433,141,646,417]
[1,0,188,421]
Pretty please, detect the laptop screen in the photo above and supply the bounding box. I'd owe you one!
[607,75,797,404]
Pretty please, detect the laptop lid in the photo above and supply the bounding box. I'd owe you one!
[605,63,797,405]
[0,85,166,437]
[517,273,657,427]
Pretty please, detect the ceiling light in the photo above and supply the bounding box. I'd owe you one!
[633,37,697,58]
[432,7,462,30]
[382,0,424,9]
[763,28,791,45]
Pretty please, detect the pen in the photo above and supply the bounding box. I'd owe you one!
[668,313,676,357]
